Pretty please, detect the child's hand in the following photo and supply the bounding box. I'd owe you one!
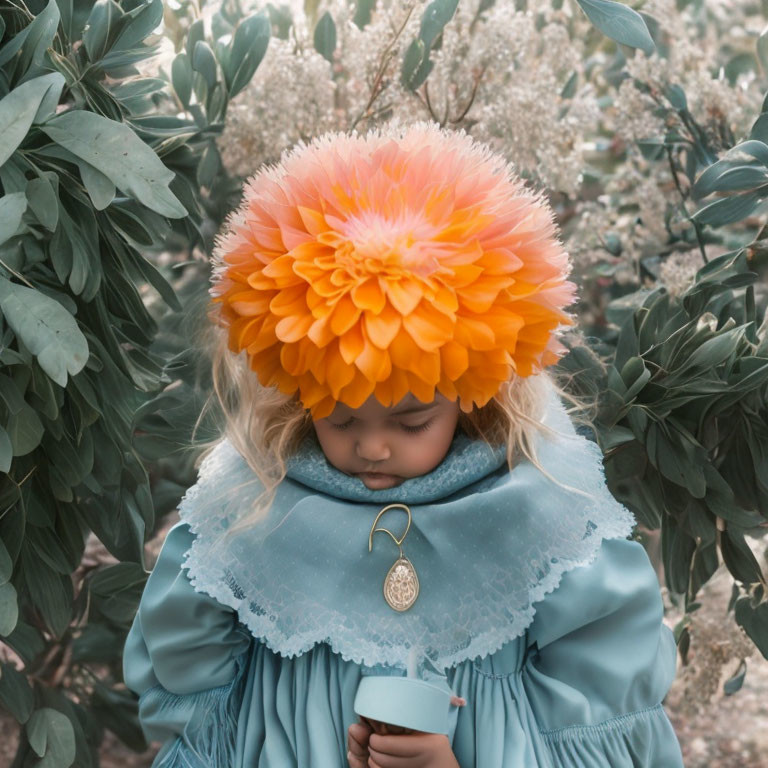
[367,731,461,768]
[348,718,374,767]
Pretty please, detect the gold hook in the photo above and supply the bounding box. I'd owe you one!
[368,503,412,555]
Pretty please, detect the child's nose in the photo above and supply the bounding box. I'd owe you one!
[355,434,391,462]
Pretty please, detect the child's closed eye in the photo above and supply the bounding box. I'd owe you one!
[331,417,435,434]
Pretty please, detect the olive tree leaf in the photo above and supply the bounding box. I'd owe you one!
[0,581,18,636]
[0,193,27,247]
[576,0,655,55]
[16,0,60,81]
[0,72,66,166]
[26,707,76,767]
[39,110,187,218]
[313,11,336,63]
[0,662,34,724]
[0,278,89,387]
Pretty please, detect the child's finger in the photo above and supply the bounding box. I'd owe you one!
[347,724,370,768]
[348,723,372,748]
[346,750,366,768]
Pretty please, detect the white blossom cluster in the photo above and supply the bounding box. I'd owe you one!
[461,7,601,196]
[608,0,764,146]
[217,35,339,170]
[201,0,602,196]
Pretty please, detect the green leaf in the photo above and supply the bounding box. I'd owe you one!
[733,139,768,166]
[26,708,76,767]
[723,658,747,695]
[735,595,768,657]
[0,537,11,584]
[83,0,123,62]
[663,83,687,111]
[39,111,187,218]
[353,0,375,29]
[71,623,122,663]
[172,52,193,108]
[561,70,578,99]
[89,562,147,626]
[197,140,221,189]
[0,662,34,723]
[5,399,44,456]
[21,548,72,638]
[691,190,763,227]
[90,680,148,751]
[313,11,336,63]
[192,40,218,91]
[111,0,163,53]
[0,277,89,387]
[0,193,27,248]
[0,581,18,636]
[0,72,66,167]
[16,0,61,81]
[576,0,655,55]
[721,529,765,586]
[78,159,116,210]
[401,38,427,89]
[418,0,459,48]
[706,165,768,193]
[25,173,58,231]
[225,13,271,98]
[185,17,205,60]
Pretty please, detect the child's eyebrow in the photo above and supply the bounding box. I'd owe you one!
[390,404,437,416]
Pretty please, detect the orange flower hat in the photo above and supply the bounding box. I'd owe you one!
[209,120,578,419]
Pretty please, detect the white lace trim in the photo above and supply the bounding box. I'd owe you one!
[179,387,636,673]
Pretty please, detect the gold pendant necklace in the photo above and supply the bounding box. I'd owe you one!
[368,503,419,612]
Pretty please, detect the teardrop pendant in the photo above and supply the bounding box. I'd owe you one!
[383,556,420,612]
[368,503,420,612]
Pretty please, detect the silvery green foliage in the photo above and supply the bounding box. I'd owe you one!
[0,0,270,764]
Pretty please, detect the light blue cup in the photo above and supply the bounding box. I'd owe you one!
[353,675,452,734]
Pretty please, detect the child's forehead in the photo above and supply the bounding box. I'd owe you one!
[329,393,439,419]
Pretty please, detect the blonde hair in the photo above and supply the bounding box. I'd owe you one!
[186,320,603,546]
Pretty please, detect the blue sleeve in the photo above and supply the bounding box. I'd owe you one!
[122,521,252,767]
[522,537,684,767]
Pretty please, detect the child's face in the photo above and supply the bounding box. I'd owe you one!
[312,392,461,490]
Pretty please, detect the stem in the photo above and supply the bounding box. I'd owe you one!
[350,5,416,131]
[665,145,708,265]
[450,64,487,124]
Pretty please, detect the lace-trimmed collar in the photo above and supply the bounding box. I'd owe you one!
[179,379,636,676]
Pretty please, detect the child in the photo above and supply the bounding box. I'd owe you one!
[123,121,685,767]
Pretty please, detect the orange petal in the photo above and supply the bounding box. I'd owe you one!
[275,314,314,343]
[355,339,392,382]
[329,293,362,336]
[409,349,441,386]
[402,301,454,352]
[352,278,386,313]
[307,314,336,348]
[339,323,365,364]
[440,341,469,380]
[453,315,495,350]
[364,303,401,349]
[383,278,423,315]
[337,368,376,409]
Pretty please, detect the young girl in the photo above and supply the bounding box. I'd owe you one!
[123,121,685,767]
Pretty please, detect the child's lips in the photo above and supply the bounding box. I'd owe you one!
[357,471,400,487]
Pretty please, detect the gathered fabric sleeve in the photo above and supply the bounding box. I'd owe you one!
[521,536,684,767]
[122,521,253,767]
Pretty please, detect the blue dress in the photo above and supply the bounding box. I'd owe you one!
[123,388,684,767]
